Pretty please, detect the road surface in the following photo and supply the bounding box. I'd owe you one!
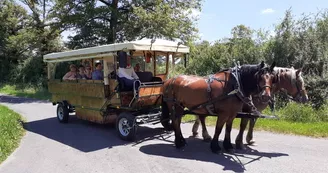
[0,94,328,173]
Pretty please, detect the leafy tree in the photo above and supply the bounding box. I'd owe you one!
[0,0,31,81]
[62,0,202,48]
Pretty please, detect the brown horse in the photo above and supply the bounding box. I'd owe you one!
[191,66,309,150]
[161,61,276,153]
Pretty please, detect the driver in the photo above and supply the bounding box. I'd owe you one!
[117,55,140,91]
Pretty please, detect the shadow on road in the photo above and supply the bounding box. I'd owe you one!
[139,137,289,172]
[0,94,49,104]
[23,115,170,152]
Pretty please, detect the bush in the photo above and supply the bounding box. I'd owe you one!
[304,75,328,110]
[317,102,328,122]
[277,102,323,122]
[10,56,47,88]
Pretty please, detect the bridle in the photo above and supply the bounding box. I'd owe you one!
[253,69,274,103]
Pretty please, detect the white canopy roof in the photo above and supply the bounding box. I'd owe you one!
[43,39,190,63]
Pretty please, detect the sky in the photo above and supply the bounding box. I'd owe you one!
[15,0,328,43]
[196,0,328,42]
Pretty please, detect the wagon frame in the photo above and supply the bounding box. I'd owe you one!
[43,39,189,141]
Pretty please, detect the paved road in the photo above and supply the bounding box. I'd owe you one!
[0,94,328,173]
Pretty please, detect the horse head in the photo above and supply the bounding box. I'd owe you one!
[239,61,276,103]
[273,67,309,103]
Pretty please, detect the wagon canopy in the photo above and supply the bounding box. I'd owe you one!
[43,39,190,63]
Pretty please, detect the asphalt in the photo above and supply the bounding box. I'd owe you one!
[0,94,328,173]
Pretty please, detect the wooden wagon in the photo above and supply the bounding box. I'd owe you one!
[43,39,189,141]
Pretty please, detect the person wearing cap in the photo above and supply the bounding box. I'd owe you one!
[62,64,78,80]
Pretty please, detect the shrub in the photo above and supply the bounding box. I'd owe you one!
[277,102,320,122]
[317,102,328,122]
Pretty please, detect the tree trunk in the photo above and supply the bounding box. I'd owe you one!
[109,0,118,44]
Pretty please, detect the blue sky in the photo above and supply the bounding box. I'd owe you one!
[197,0,328,42]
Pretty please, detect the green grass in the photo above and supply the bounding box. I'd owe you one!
[0,84,51,101]
[182,114,328,138]
[0,105,25,164]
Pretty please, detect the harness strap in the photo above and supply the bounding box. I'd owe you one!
[204,74,226,115]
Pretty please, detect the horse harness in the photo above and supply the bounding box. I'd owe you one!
[163,66,264,116]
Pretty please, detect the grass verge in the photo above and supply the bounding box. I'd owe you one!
[0,105,25,164]
[0,84,51,101]
[182,114,328,138]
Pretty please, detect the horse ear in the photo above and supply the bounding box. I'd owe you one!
[296,68,302,76]
[259,61,265,68]
[270,61,276,71]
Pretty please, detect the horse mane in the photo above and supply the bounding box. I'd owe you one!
[238,64,270,97]
[273,66,303,87]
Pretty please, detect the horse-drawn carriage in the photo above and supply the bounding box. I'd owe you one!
[43,39,189,141]
[44,38,309,153]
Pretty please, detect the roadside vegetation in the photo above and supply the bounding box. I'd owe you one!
[0,105,25,164]
[0,85,51,101]
[0,0,327,140]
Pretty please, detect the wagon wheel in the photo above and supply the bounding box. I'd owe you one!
[116,112,137,141]
[57,102,69,123]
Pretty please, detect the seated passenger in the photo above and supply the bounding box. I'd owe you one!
[62,64,78,80]
[92,63,104,80]
[134,63,142,72]
[84,65,92,79]
[77,65,88,79]
[118,55,140,91]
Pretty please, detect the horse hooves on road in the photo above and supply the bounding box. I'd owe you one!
[235,144,247,150]
[247,140,257,145]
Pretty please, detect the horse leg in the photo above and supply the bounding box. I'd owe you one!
[192,115,200,137]
[246,118,257,145]
[210,114,228,153]
[199,115,212,142]
[172,106,187,149]
[235,117,249,150]
[223,116,235,152]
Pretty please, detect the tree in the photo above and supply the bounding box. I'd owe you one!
[62,0,202,48]
[0,0,31,81]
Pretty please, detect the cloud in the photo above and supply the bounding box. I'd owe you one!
[261,8,275,14]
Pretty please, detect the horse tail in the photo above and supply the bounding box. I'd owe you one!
[160,77,177,131]
[161,86,172,131]
[161,96,170,120]
[161,78,172,122]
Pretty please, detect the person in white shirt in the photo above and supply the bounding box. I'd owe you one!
[117,55,140,91]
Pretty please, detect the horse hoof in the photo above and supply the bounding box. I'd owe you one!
[210,141,221,153]
[247,139,256,145]
[203,137,212,143]
[175,138,187,149]
[223,141,234,152]
[235,143,246,150]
